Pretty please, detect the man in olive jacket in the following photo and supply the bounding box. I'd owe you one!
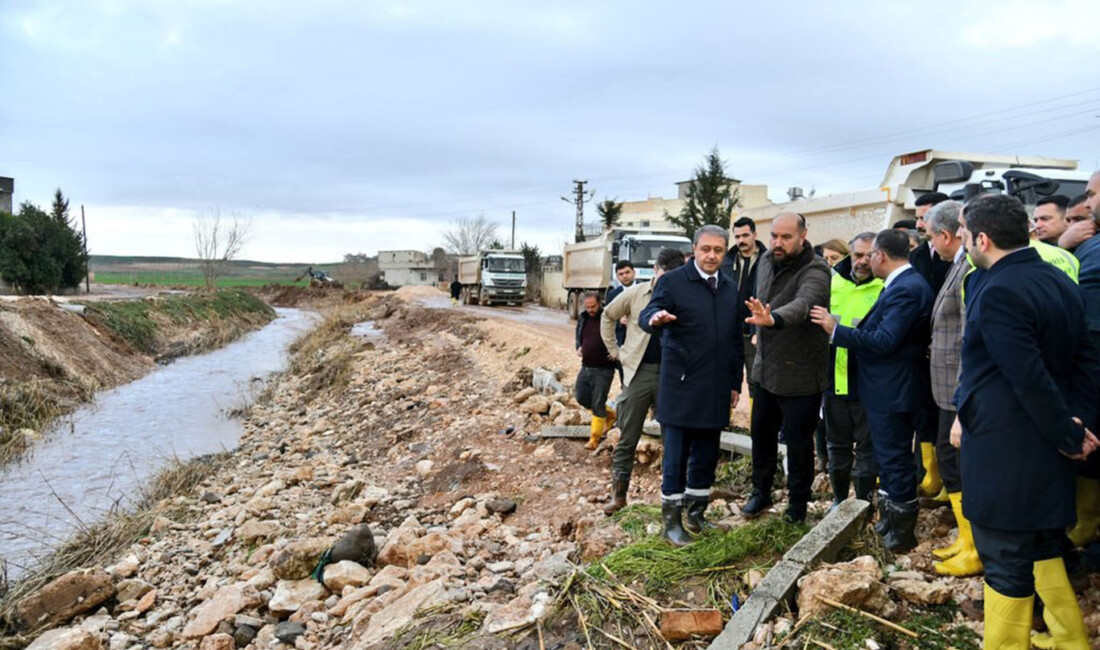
[742,212,831,523]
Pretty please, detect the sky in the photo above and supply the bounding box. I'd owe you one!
[2,0,1099,263]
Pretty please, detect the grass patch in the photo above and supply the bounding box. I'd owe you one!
[389,609,488,650]
[85,290,274,354]
[94,272,308,288]
[0,451,231,637]
[0,381,72,466]
[793,603,979,650]
[287,299,377,395]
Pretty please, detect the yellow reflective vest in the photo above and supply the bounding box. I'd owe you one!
[830,268,884,397]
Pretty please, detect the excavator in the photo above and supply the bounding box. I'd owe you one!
[294,267,343,289]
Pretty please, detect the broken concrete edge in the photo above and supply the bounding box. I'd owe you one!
[539,426,591,439]
[720,431,786,460]
[705,498,872,650]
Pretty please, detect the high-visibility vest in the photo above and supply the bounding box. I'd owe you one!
[830,272,884,396]
[961,240,1078,303]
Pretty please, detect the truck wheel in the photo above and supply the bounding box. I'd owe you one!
[567,292,579,320]
[479,289,490,306]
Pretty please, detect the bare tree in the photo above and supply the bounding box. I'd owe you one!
[442,214,498,255]
[193,209,252,289]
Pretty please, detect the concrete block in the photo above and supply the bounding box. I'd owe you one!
[753,560,804,604]
[539,426,589,439]
[782,498,870,566]
[708,593,779,649]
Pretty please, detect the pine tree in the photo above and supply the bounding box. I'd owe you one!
[666,146,740,240]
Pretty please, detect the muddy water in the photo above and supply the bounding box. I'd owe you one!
[0,308,319,578]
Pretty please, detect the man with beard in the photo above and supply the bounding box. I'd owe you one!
[721,217,767,400]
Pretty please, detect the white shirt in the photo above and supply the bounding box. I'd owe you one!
[694,259,718,284]
[883,263,912,291]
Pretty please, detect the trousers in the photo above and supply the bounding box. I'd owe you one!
[935,407,962,492]
[574,366,614,417]
[611,363,659,480]
[824,394,876,478]
[751,388,820,505]
[661,424,720,500]
[866,409,918,502]
[971,525,1065,597]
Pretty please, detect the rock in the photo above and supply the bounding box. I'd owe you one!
[331,523,378,568]
[134,588,157,614]
[107,632,134,650]
[483,592,553,634]
[350,578,447,648]
[268,579,328,615]
[403,532,452,567]
[323,561,373,592]
[273,621,307,644]
[520,395,551,415]
[486,498,517,515]
[233,624,258,648]
[376,516,423,568]
[886,571,926,583]
[200,491,222,504]
[528,551,574,584]
[796,556,895,620]
[198,634,235,650]
[891,579,952,605]
[270,538,330,580]
[745,568,766,590]
[660,609,723,641]
[182,584,262,639]
[237,519,280,542]
[115,578,154,604]
[415,460,434,477]
[487,561,514,574]
[548,401,564,421]
[513,387,538,403]
[26,627,102,650]
[15,568,114,630]
[108,554,139,579]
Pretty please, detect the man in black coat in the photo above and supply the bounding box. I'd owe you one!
[720,217,767,399]
[811,229,933,552]
[640,225,743,547]
[953,194,1099,649]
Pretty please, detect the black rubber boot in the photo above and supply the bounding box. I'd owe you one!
[882,498,920,553]
[853,476,877,503]
[784,501,807,523]
[874,491,890,536]
[684,496,728,534]
[662,500,694,547]
[742,489,773,518]
[603,476,629,516]
[829,469,851,506]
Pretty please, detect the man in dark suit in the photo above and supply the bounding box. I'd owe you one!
[640,225,744,547]
[953,194,1099,649]
[810,229,933,552]
[909,191,952,499]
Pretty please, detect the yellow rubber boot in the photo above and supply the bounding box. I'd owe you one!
[933,493,983,576]
[932,491,966,560]
[1031,558,1089,650]
[586,416,605,450]
[603,407,617,433]
[918,442,943,497]
[932,486,950,503]
[983,585,1033,650]
[1067,477,1100,547]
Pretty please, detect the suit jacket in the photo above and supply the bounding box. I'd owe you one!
[910,241,952,295]
[832,266,933,414]
[720,240,767,337]
[929,255,969,411]
[956,247,1100,531]
[639,261,744,429]
[601,280,655,387]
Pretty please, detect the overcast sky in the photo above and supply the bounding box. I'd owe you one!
[3,1,1099,262]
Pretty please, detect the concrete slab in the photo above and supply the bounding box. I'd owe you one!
[708,593,779,649]
[539,426,590,439]
[782,498,871,566]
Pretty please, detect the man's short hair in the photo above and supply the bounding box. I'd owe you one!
[614,260,634,271]
[733,217,756,233]
[656,247,686,271]
[849,231,876,246]
[925,200,962,236]
[1036,195,1069,211]
[693,224,730,246]
[915,192,950,208]
[583,291,600,302]
[892,219,917,230]
[963,194,1029,250]
[873,229,911,261]
[1069,194,1088,209]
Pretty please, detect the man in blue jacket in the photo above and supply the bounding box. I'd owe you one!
[953,194,1099,649]
[640,225,744,547]
[810,229,933,552]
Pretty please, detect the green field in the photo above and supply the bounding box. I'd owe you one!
[89,255,375,288]
[93,272,308,288]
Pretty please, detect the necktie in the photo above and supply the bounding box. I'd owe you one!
[707,276,717,294]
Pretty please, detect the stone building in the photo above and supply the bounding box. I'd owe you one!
[377,250,443,287]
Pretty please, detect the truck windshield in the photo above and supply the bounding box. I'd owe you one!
[630,241,693,267]
[487,258,525,273]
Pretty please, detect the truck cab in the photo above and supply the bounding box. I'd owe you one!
[611,234,694,285]
[932,161,1090,208]
[479,252,526,304]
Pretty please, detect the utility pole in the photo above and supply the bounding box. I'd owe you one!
[511,211,516,249]
[81,205,90,294]
[561,179,594,243]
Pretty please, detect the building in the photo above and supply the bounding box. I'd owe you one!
[616,178,772,233]
[377,250,443,287]
[0,177,13,214]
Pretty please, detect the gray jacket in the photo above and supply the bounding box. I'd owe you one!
[751,241,831,396]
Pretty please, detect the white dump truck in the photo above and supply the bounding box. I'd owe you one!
[734,149,1090,244]
[562,230,693,319]
[457,250,527,306]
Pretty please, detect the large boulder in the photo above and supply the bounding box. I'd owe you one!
[796,555,896,620]
[25,626,101,650]
[322,561,373,592]
[350,578,447,648]
[376,516,423,568]
[14,568,114,630]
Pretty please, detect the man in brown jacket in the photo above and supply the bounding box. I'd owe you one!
[742,212,832,522]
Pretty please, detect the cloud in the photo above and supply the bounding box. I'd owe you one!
[960,0,1100,48]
